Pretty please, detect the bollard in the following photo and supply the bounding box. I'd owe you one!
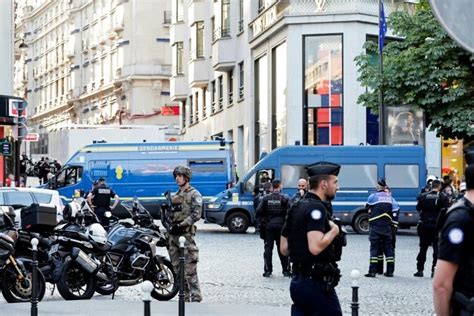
[350,269,361,316]
[31,238,39,316]
[179,236,186,316]
[141,280,153,316]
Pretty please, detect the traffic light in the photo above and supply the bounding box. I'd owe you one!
[15,100,28,140]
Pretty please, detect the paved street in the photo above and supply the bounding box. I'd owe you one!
[1,221,435,315]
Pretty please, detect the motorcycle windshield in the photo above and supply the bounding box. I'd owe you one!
[107,225,141,245]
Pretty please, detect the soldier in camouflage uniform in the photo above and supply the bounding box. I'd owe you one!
[167,166,203,302]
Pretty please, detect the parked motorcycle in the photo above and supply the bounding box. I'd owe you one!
[96,198,178,300]
[0,207,46,303]
[15,198,113,301]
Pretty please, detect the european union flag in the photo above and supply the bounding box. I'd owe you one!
[379,0,387,53]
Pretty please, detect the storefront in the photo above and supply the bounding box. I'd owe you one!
[442,138,466,189]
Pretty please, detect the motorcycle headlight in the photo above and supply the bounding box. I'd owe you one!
[206,203,222,210]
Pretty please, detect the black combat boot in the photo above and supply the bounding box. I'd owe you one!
[364,272,376,278]
[413,270,424,277]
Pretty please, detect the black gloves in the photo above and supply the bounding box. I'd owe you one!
[169,224,185,235]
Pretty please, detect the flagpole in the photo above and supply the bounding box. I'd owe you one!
[378,0,385,145]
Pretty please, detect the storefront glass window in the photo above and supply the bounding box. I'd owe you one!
[304,35,343,145]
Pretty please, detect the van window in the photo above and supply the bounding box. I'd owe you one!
[189,160,226,172]
[33,192,53,204]
[5,192,34,207]
[245,169,274,193]
[281,165,308,188]
[129,160,185,179]
[385,164,419,188]
[56,167,83,188]
[338,165,377,188]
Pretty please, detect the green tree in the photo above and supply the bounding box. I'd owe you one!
[355,0,474,142]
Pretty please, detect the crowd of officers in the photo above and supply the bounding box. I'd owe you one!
[74,149,474,315]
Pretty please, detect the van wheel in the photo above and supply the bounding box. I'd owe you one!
[353,212,369,234]
[226,212,249,234]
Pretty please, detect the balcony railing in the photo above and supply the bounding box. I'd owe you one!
[212,27,231,42]
[239,85,244,100]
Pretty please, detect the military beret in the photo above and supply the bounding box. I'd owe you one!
[307,162,341,177]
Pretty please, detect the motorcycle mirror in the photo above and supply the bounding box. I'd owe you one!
[104,211,112,218]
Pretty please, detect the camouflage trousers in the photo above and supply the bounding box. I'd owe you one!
[168,233,202,302]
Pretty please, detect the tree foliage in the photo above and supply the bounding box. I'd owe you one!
[355,0,474,142]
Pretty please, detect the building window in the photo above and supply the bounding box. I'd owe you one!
[272,42,287,148]
[196,21,204,58]
[176,0,184,22]
[304,35,343,145]
[221,0,230,37]
[181,100,186,128]
[238,62,244,100]
[258,0,265,13]
[202,86,207,119]
[174,42,184,75]
[255,55,269,159]
[239,0,244,32]
[211,80,216,113]
[218,75,224,110]
[194,91,199,123]
[189,95,194,125]
[228,69,234,106]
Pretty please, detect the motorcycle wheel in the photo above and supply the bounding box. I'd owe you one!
[148,258,179,301]
[57,260,96,300]
[1,263,46,303]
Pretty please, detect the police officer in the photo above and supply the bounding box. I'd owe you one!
[376,186,400,275]
[254,182,272,238]
[280,162,344,315]
[365,179,395,277]
[290,179,307,206]
[87,177,120,226]
[20,154,28,186]
[166,166,202,302]
[257,179,290,277]
[433,150,474,316]
[414,179,450,278]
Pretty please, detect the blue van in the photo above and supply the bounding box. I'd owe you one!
[45,140,236,216]
[204,145,426,233]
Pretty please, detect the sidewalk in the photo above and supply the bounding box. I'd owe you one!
[0,300,290,316]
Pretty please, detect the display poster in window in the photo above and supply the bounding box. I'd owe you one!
[386,106,425,146]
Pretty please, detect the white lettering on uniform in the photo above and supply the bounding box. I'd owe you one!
[448,228,464,244]
[311,210,322,220]
[98,189,110,194]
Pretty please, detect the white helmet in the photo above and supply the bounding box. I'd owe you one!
[426,175,437,184]
[86,223,108,246]
[63,201,82,222]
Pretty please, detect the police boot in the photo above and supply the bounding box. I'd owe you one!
[364,272,376,278]
[413,270,424,277]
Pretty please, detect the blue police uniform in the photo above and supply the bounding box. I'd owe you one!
[366,190,395,277]
[281,162,344,316]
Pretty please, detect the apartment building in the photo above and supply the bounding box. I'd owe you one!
[170,0,427,174]
[14,0,178,155]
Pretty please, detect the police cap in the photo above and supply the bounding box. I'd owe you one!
[307,161,341,177]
